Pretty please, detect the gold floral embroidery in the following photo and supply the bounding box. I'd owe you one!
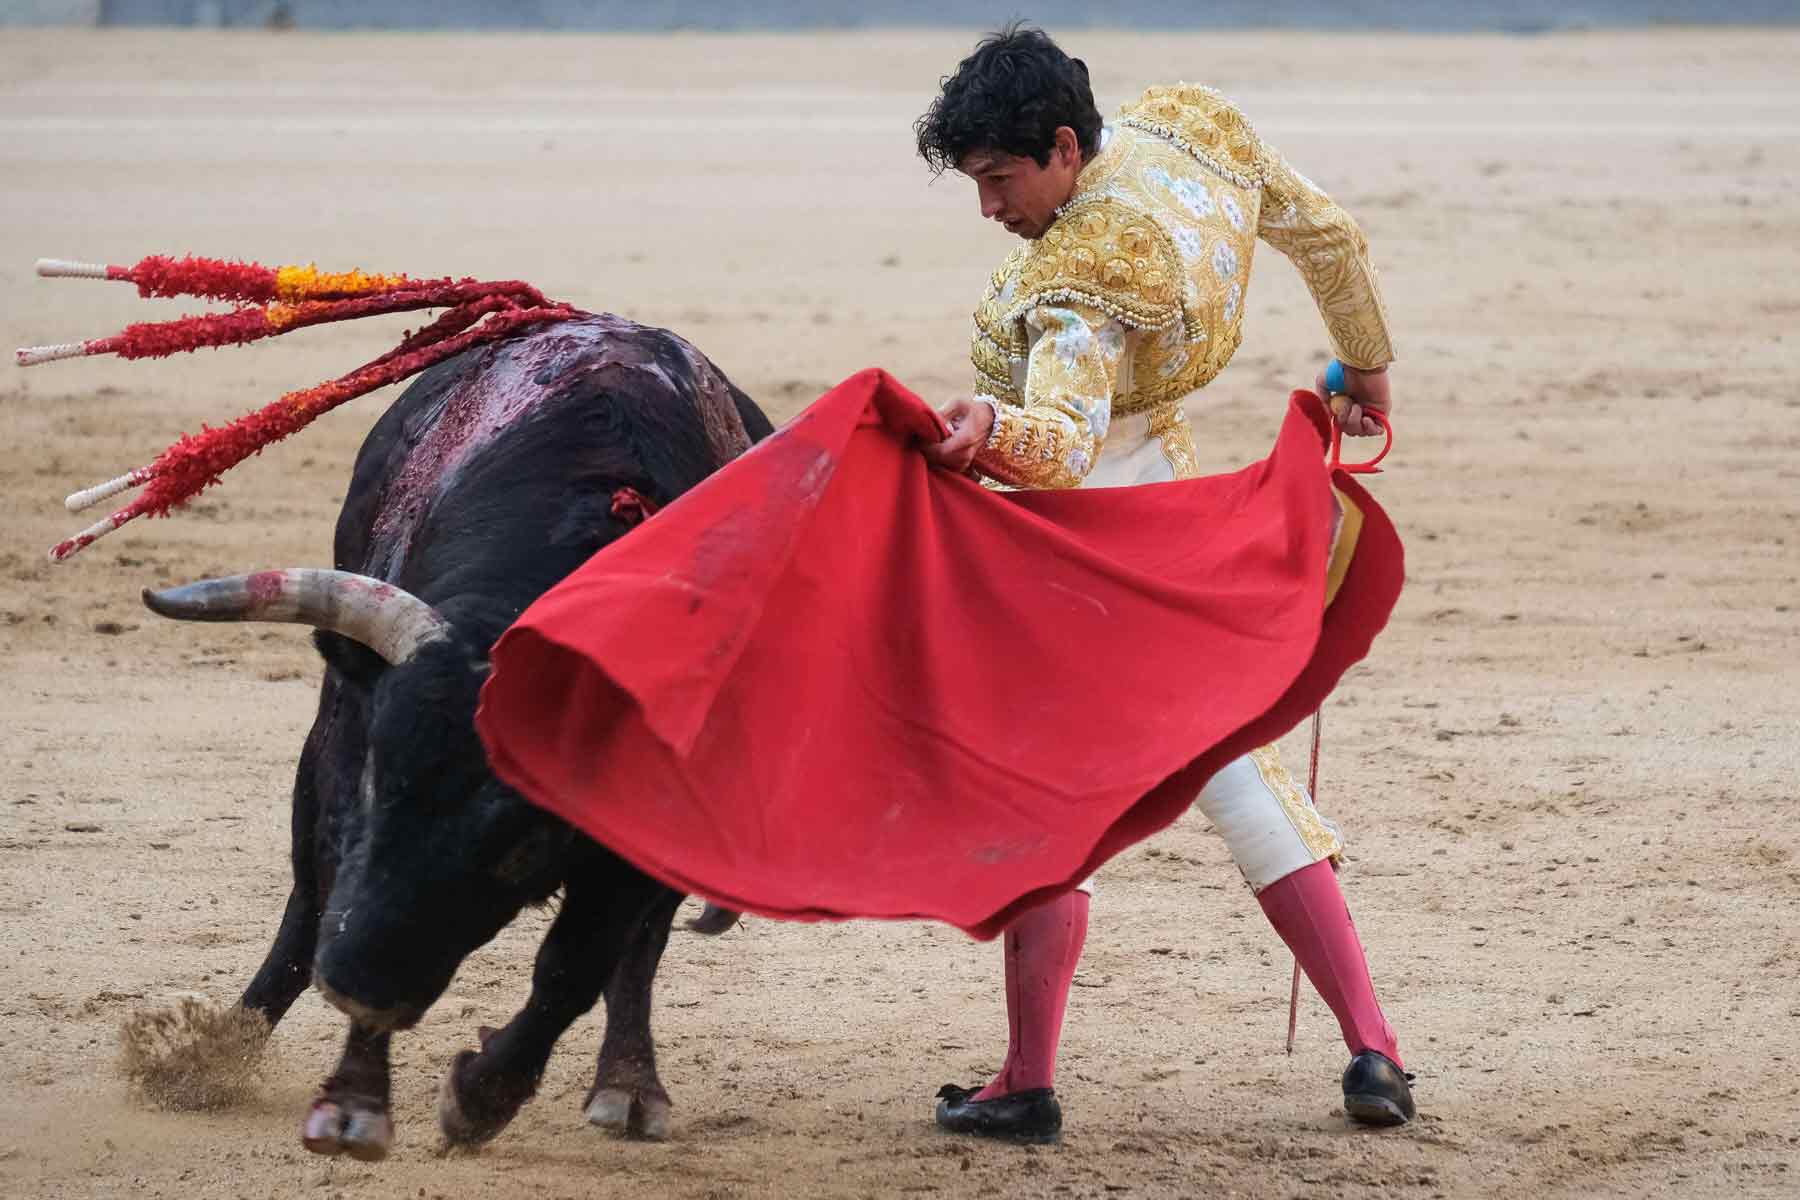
[1146,403,1199,480]
[1257,147,1395,369]
[1248,745,1344,865]
[975,303,1123,491]
[971,248,1029,403]
[971,326,1021,402]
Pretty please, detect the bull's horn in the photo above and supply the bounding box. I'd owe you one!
[142,568,451,665]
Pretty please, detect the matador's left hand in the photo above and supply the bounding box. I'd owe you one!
[1317,364,1392,437]
[920,397,996,472]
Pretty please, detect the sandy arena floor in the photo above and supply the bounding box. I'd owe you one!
[1,26,1797,1200]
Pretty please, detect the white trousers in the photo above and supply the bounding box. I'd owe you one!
[1078,743,1342,895]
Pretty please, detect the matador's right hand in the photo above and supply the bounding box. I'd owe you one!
[1318,363,1392,437]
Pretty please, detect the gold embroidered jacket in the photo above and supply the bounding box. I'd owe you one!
[971,84,1395,490]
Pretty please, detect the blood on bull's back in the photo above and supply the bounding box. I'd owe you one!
[349,314,762,587]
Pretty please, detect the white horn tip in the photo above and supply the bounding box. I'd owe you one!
[66,471,144,513]
[36,258,113,280]
[17,342,89,367]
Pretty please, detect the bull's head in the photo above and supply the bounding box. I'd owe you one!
[145,569,581,1031]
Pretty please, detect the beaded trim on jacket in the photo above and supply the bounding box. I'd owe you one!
[1115,83,1268,190]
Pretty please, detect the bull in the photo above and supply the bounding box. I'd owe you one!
[142,313,768,1158]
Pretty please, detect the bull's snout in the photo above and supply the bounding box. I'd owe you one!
[313,923,448,1033]
[314,973,424,1033]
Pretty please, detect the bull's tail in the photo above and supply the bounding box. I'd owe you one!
[685,903,741,935]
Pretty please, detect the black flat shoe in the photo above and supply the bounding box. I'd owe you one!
[934,1083,1062,1144]
[1342,1051,1416,1126]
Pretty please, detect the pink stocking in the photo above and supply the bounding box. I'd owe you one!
[1257,859,1401,1066]
[974,889,1090,1100]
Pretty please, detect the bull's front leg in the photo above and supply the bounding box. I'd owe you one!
[584,888,683,1139]
[242,710,336,1027]
[241,782,328,1025]
[302,1022,393,1160]
[239,884,319,1024]
[436,870,673,1148]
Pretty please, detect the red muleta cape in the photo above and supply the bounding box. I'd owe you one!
[476,369,1402,939]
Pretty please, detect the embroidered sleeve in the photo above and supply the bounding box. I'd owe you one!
[974,303,1126,490]
[1256,143,1396,370]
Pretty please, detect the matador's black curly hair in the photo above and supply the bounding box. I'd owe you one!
[914,23,1103,176]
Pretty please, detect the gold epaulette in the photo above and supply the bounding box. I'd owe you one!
[1004,194,1186,331]
[1117,84,1265,190]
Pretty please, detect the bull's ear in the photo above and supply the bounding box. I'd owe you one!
[313,630,388,690]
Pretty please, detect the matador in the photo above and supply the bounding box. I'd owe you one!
[915,25,1415,1142]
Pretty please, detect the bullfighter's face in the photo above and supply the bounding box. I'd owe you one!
[959,125,1086,241]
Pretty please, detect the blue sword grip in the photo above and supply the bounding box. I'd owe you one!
[1323,358,1347,395]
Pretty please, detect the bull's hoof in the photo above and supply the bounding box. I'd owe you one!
[584,1083,671,1140]
[437,1048,536,1148]
[436,1051,493,1147]
[302,1095,393,1161]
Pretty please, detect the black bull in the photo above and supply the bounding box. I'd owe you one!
[143,314,771,1157]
